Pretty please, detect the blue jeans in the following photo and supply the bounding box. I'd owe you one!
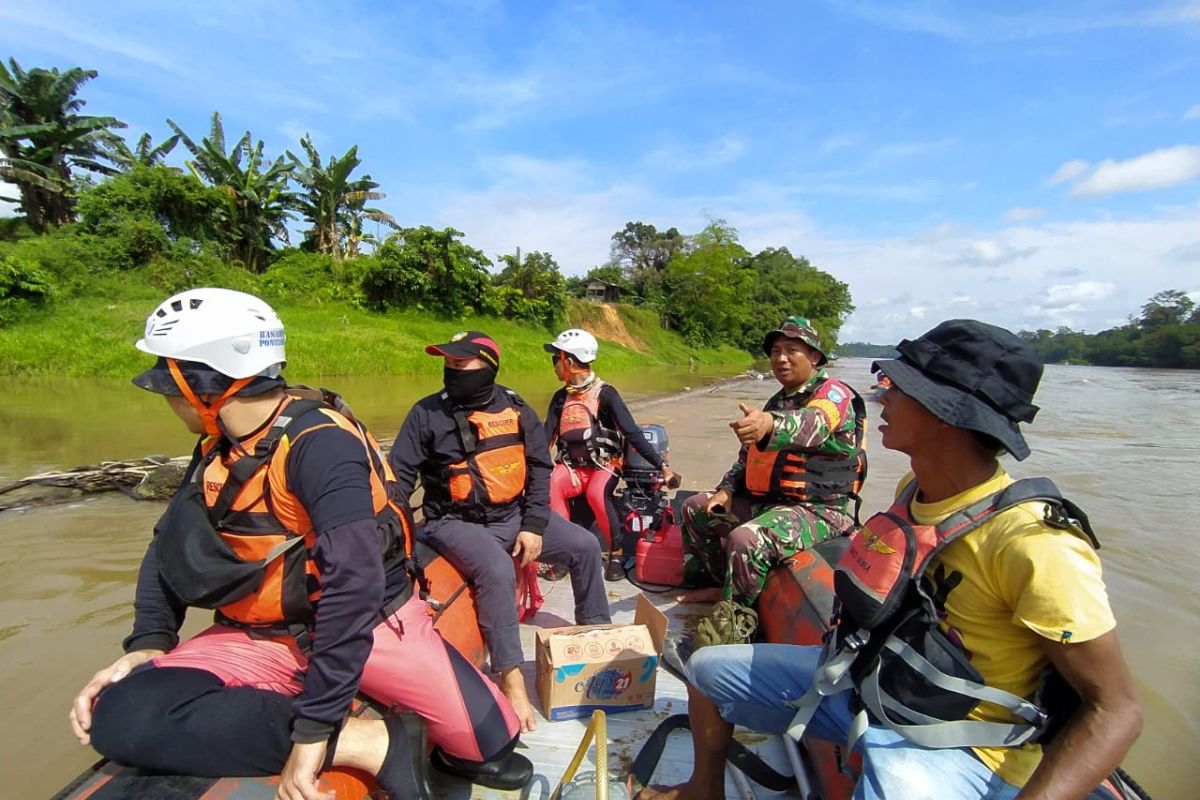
[687,644,1022,800]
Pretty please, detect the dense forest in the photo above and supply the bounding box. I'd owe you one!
[0,59,854,357]
[1017,289,1200,369]
[844,291,1200,370]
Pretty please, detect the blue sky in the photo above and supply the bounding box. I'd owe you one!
[2,0,1198,344]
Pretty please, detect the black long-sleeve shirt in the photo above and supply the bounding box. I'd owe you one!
[544,382,666,470]
[124,412,385,743]
[388,385,553,534]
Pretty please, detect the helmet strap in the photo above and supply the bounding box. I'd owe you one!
[167,358,253,438]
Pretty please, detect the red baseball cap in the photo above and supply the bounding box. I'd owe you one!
[425,331,501,367]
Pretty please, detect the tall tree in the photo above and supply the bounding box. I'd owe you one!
[662,219,753,346]
[287,135,395,261]
[1139,289,1195,330]
[609,221,683,307]
[167,112,295,273]
[743,246,854,352]
[492,250,569,328]
[0,59,126,232]
[107,131,180,172]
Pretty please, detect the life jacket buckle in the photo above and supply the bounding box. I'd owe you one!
[843,631,866,652]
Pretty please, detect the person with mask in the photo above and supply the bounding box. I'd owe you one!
[70,289,531,800]
[543,328,675,581]
[388,331,612,733]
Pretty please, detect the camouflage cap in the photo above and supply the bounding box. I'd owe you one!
[762,315,827,363]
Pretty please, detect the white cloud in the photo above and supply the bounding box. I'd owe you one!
[959,239,1039,268]
[1047,160,1089,186]
[875,138,957,159]
[642,135,747,172]
[831,2,1200,41]
[1044,281,1117,306]
[1068,145,1200,196]
[0,3,190,78]
[0,182,19,217]
[1183,104,1200,121]
[751,206,1200,342]
[1004,207,1045,222]
[821,132,861,153]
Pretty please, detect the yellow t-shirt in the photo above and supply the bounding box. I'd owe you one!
[901,465,1115,787]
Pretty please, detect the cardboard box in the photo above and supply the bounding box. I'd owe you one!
[535,594,668,722]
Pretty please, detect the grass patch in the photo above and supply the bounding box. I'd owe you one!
[1,293,750,378]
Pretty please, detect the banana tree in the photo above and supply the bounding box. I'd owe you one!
[0,58,126,232]
[107,131,181,171]
[167,112,295,273]
[287,135,395,261]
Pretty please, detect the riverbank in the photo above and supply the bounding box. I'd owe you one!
[0,291,749,378]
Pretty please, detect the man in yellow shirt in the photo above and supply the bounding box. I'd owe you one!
[638,319,1142,800]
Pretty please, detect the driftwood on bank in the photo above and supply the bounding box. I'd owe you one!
[0,455,193,511]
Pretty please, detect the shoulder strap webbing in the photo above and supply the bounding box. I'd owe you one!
[206,399,325,525]
[923,477,1098,568]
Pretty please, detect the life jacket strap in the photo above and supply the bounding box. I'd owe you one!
[857,656,1043,749]
[215,615,315,654]
[785,643,859,740]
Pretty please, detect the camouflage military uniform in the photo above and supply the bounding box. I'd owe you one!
[682,368,861,606]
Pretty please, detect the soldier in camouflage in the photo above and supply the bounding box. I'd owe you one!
[680,316,866,619]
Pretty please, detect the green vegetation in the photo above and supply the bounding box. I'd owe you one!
[1,59,854,377]
[1020,290,1200,369]
[0,289,745,378]
[573,219,854,353]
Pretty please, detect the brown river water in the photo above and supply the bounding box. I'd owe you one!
[0,359,1196,798]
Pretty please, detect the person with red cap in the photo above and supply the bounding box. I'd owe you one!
[389,331,612,733]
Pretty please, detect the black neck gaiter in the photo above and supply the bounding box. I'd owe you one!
[443,365,497,409]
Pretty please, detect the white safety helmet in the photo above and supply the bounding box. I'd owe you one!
[136,288,287,379]
[544,328,599,364]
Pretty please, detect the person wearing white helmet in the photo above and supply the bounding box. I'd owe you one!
[544,328,675,581]
[70,289,532,800]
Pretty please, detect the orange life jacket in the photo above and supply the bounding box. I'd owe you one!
[444,390,528,508]
[784,478,1100,750]
[743,382,868,513]
[156,390,415,632]
[555,380,623,466]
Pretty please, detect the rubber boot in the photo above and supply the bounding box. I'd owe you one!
[430,740,534,791]
[376,712,433,800]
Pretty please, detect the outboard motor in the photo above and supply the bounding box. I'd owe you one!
[619,424,671,536]
[622,425,689,586]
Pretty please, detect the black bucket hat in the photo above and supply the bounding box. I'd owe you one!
[133,357,285,397]
[872,319,1043,460]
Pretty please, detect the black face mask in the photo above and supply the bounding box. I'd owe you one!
[443,365,497,409]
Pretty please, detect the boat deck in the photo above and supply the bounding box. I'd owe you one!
[443,574,795,799]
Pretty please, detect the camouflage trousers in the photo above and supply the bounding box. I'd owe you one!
[680,491,855,606]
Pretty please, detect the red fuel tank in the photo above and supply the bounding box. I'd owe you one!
[635,515,686,586]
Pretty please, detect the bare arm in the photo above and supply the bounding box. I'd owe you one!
[1017,630,1142,799]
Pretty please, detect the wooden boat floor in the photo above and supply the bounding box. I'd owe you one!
[450,576,794,800]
